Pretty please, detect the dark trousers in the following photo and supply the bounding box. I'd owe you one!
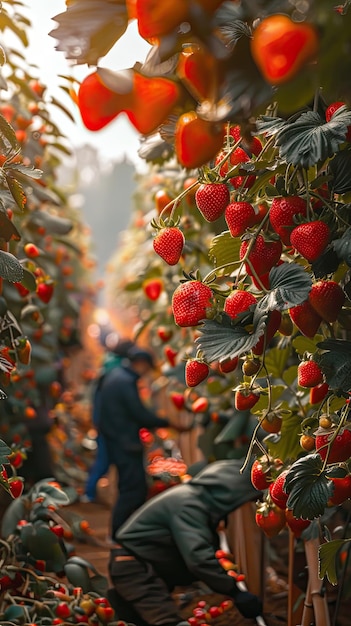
[105,443,148,539]
[85,434,109,500]
[109,547,182,626]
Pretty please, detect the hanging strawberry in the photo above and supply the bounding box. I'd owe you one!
[250,14,318,85]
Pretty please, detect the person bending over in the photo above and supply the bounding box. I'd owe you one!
[108,458,263,625]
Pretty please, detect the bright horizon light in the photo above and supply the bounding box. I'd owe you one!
[21,1,151,166]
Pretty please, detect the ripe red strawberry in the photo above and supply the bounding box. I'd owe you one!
[170,392,185,410]
[225,201,256,237]
[315,427,351,463]
[191,396,209,413]
[255,501,286,537]
[285,509,311,537]
[36,282,54,304]
[164,345,178,367]
[308,280,345,323]
[224,289,257,319]
[153,227,184,265]
[143,278,163,301]
[185,359,209,387]
[195,182,230,222]
[310,382,329,405]
[218,356,238,373]
[269,196,307,245]
[298,360,324,388]
[290,220,330,262]
[240,235,282,277]
[253,309,282,356]
[251,458,272,491]
[157,326,173,342]
[215,147,256,189]
[325,101,351,141]
[235,389,260,410]
[269,469,289,510]
[327,474,351,506]
[229,125,263,157]
[8,478,24,499]
[172,280,213,327]
[289,300,322,338]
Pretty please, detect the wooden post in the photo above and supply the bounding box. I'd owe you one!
[300,537,331,626]
[288,529,295,626]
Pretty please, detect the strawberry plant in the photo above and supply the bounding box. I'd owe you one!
[55,0,351,599]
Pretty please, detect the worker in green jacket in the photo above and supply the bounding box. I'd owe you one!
[108,458,263,624]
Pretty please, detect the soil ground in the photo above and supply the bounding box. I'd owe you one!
[61,497,351,626]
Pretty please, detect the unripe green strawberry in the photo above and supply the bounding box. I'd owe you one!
[240,235,282,277]
[224,289,257,319]
[153,226,185,265]
[297,360,324,388]
[172,280,213,327]
[185,359,209,387]
[308,280,345,323]
[289,300,322,338]
[290,220,330,262]
[269,195,307,245]
[225,201,256,237]
[195,182,230,222]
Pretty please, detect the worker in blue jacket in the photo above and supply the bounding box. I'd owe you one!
[99,345,189,538]
[108,458,263,624]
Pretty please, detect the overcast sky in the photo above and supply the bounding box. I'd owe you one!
[20,1,151,166]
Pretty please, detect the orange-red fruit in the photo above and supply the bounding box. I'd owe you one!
[143,278,163,301]
[289,300,322,338]
[172,281,213,327]
[175,111,225,169]
[308,280,345,323]
[250,14,318,85]
[224,290,257,320]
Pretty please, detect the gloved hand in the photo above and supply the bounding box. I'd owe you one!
[232,589,263,619]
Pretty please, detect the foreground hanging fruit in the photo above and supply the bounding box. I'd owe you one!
[250,14,319,85]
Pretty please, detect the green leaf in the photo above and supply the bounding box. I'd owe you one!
[7,163,42,179]
[20,268,37,292]
[256,115,287,137]
[5,174,26,210]
[50,1,128,66]
[195,312,268,363]
[208,230,241,270]
[50,95,76,123]
[264,345,291,378]
[284,454,331,519]
[328,149,351,194]
[265,411,305,464]
[319,539,349,586]
[28,211,73,236]
[0,207,21,241]
[64,562,92,592]
[0,439,11,461]
[275,110,351,168]
[252,385,286,415]
[254,264,311,322]
[0,250,23,282]
[0,112,18,151]
[282,365,298,386]
[292,334,324,356]
[332,226,351,265]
